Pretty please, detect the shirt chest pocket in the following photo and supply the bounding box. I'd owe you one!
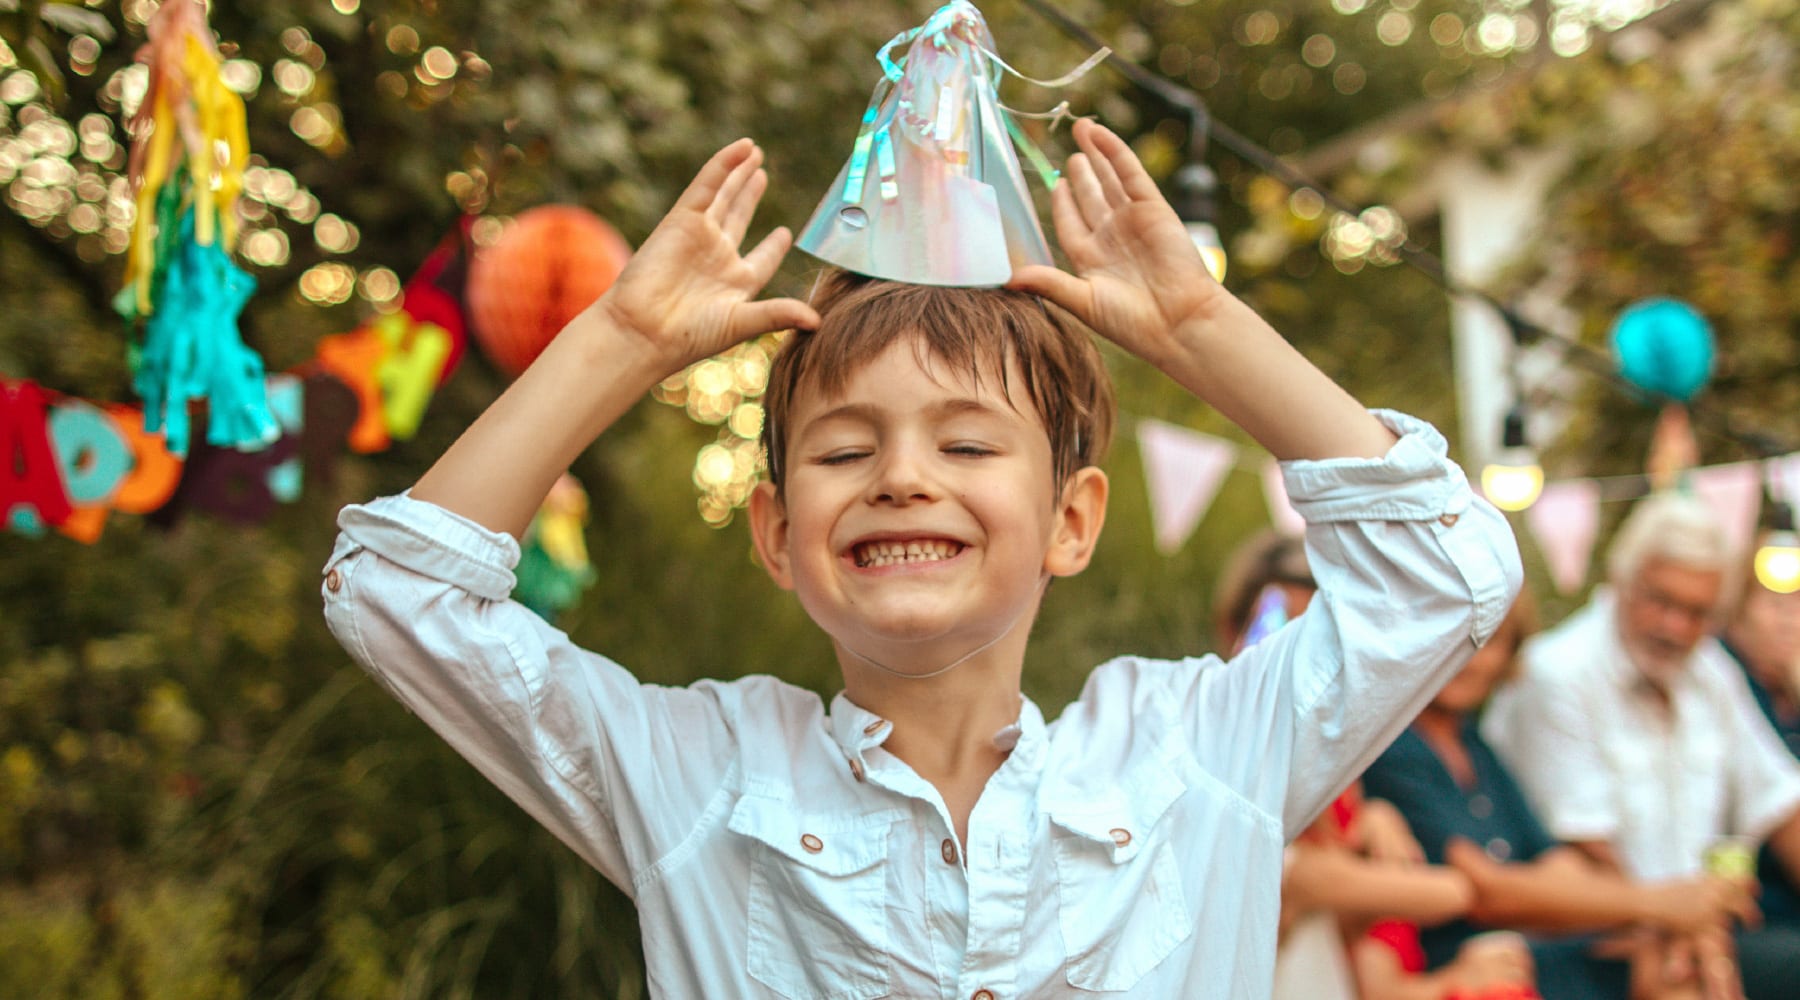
[1047,761,1194,992]
[728,795,900,1000]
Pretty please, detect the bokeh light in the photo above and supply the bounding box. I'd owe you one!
[649,336,786,527]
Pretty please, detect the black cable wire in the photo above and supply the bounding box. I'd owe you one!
[1017,0,1793,460]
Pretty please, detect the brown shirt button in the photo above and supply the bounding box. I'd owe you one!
[972,990,996,1000]
[862,719,886,736]
[848,757,865,782]
[941,838,957,865]
[1109,827,1132,848]
[325,569,342,593]
[800,833,823,854]
[1439,513,1460,527]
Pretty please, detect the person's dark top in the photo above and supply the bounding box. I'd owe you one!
[1361,720,1557,969]
[1721,640,1800,926]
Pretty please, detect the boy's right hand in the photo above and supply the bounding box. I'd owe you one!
[591,139,820,375]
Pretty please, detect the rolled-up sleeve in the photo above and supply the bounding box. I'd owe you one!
[320,493,740,894]
[1183,411,1522,837]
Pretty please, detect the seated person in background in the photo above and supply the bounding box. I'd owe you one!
[1282,783,1539,1000]
[1719,546,1800,927]
[1367,591,1757,1000]
[1481,492,1800,1000]
[1217,533,1538,1000]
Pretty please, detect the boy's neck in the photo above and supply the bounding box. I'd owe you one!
[838,638,1028,782]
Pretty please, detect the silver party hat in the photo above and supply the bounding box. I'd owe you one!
[798,2,1103,287]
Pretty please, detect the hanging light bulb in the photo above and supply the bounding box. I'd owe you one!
[1173,161,1228,283]
[1755,501,1800,594]
[1480,406,1544,512]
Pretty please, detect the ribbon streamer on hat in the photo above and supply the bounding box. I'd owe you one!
[798,1,1106,287]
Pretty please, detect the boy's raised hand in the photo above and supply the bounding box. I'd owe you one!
[1008,119,1225,368]
[595,139,819,374]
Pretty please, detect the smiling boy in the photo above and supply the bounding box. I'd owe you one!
[323,121,1521,997]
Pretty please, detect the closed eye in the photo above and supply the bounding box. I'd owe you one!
[817,450,871,466]
[944,443,997,457]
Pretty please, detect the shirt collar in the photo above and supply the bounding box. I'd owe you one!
[827,690,1047,762]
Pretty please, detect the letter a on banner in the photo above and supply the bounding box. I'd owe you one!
[1,380,74,533]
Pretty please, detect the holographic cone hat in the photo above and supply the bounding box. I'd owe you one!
[797,1,1104,287]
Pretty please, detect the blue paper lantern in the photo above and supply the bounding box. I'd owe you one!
[1609,298,1715,403]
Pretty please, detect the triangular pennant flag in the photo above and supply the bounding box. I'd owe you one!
[1765,453,1800,511]
[1136,419,1235,555]
[1525,479,1601,594]
[1690,461,1762,558]
[1262,459,1306,537]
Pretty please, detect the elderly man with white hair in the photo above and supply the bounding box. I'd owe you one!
[1484,491,1800,999]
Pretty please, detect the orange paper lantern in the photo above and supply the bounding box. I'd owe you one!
[465,205,632,378]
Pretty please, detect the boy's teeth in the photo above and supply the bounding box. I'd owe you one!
[854,539,962,567]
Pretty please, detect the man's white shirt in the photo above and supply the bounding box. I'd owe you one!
[1484,589,1800,882]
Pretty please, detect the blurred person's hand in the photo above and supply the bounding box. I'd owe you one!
[1639,876,1761,935]
[1448,930,1534,989]
[1658,928,1743,1000]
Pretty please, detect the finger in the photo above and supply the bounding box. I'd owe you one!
[1006,264,1090,321]
[675,138,756,213]
[1082,133,1131,209]
[1083,119,1164,203]
[720,168,768,248]
[1064,153,1111,230]
[733,297,822,338]
[742,225,795,284]
[708,145,764,226]
[1046,180,1095,260]
[1737,894,1763,929]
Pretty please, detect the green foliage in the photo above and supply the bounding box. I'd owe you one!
[1509,1,1800,480]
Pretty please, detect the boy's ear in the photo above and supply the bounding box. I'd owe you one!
[748,480,795,590]
[1045,466,1108,578]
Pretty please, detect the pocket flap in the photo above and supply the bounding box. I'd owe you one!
[728,794,900,876]
[1047,761,1186,864]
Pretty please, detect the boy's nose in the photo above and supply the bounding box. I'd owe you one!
[868,445,935,505]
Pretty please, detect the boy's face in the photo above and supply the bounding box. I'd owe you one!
[749,337,1106,676]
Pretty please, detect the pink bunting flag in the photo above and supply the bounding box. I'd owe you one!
[1136,419,1235,555]
[1525,479,1601,594]
[1690,461,1762,559]
[1262,459,1306,537]
[1765,453,1800,510]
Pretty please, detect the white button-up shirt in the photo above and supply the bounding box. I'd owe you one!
[322,410,1518,999]
[1483,588,1800,882]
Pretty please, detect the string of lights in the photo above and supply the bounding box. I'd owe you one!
[1018,0,1795,464]
[1019,0,1800,590]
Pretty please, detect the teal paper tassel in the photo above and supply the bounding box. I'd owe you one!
[120,188,274,458]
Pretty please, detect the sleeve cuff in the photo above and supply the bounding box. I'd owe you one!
[1742,775,1800,843]
[332,492,521,601]
[1280,409,1471,523]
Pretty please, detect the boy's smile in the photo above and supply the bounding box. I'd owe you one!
[848,536,965,570]
[750,336,1106,678]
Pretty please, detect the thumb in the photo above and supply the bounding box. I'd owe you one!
[1443,836,1485,871]
[731,297,820,340]
[1007,265,1090,321]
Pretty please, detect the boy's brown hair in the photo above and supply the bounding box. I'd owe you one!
[760,269,1116,496]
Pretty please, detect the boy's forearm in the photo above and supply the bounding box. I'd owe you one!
[1158,292,1397,462]
[412,308,670,539]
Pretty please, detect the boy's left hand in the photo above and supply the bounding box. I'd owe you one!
[1008,118,1228,368]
